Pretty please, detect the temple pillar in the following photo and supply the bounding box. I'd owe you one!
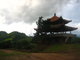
[70,31,71,34]
[65,32,66,34]
[52,32,54,34]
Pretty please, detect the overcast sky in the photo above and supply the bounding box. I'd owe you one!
[0,0,80,36]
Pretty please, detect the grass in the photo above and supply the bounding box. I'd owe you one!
[0,51,12,56]
[43,44,80,53]
[0,50,31,60]
[0,50,29,56]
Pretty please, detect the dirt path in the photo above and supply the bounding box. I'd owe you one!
[30,53,80,60]
[0,49,80,60]
[0,49,14,53]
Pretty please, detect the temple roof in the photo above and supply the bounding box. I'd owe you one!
[35,26,77,32]
[49,15,59,22]
[48,14,71,24]
[34,13,78,32]
[64,26,78,31]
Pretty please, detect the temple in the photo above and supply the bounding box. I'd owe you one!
[34,13,77,44]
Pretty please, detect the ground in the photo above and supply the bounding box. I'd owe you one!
[0,44,80,60]
[0,50,80,60]
[0,49,80,60]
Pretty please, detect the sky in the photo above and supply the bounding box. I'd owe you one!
[0,0,80,36]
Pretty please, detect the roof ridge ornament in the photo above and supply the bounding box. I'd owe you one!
[54,13,56,16]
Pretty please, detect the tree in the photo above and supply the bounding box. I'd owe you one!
[8,31,32,49]
[0,31,9,48]
[0,31,8,41]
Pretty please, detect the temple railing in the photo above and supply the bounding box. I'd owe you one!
[51,33,76,37]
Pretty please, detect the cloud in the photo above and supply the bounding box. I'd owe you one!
[0,21,37,36]
[18,0,70,23]
[13,0,80,24]
[0,0,71,24]
[62,0,80,23]
[0,0,80,35]
[0,0,80,24]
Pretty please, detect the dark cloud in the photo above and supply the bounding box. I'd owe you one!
[0,0,80,24]
[17,0,70,23]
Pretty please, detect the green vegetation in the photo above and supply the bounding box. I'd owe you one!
[0,34,80,60]
[0,31,33,50]
[0,31,80,52]
[43,44,80,53]
[71,37,80,43]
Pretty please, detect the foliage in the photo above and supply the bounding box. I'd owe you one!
[0,31,33,50]
[0,30,80,52]
[0,31,8,41]
[71,37,80,43]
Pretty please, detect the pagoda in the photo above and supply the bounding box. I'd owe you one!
[33,13,77,44]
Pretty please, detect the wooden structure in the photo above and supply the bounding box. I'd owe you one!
[34,13,77,43]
